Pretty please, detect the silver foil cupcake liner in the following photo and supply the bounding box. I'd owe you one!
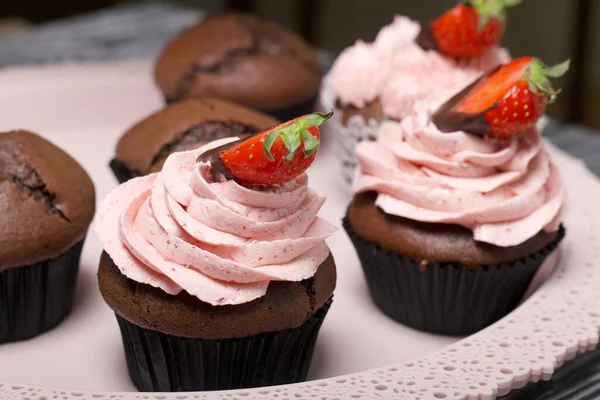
[319,77,382,190]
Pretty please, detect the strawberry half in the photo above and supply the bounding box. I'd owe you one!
[417,0,521,58]
[432,57,570,138]
[217,111,333,186]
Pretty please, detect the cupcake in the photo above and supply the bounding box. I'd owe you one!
[0,130,95,343]
[322,1,519,185]
[154,13,322,121]
[95,112,337,391]
[345,58,568,335]
[110,98,279,183]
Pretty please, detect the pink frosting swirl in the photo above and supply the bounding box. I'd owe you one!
[328,15,511,117]
[378,48,470,120]
[95,138,336,306]
[373,16,421,54]
[353,99,564,247]
[328,40,392,108]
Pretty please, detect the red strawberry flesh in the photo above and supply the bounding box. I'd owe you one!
[432,57,569,138]
[417,1,521,58]
[457,57,532,113]
[218,111,333,186]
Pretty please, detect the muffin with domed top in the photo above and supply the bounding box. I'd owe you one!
[155,13,322,121]
[110,97,279,183]
[0,130,95,343]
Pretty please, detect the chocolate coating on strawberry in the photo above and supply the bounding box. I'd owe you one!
[417,0,521,58]
[432,57,569,138]
[199,111,333,185]
[415,21,439,52]
[196,138,241,182]
[431,73,494,137]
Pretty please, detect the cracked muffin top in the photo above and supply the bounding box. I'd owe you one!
[114,97,279,177]
[0,131,95,269]
[154,13,322,110]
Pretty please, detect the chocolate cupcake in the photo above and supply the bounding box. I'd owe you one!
[346,193,564,335]
[98,253,334,391]
[154,13,322,121]
[110,98,279,183]
[95,112,336,391]
[0,130,95,343]
[345,95,565,335]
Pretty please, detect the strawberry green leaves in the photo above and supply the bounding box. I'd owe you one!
[264,110,333,161]
[301,129,320,158]
[469,0,522,30]
[523,58,570,102]
[220,111,333,186]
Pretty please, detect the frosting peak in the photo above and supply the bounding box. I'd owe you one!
[328,40,391,109]
[95,138,336,306]
[328,15,511,118]
[353,99,564,247]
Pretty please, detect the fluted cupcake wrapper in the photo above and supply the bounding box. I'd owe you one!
[115,297,333,392]
[343,218,565,336]
[164,96,317,123]
[0,240,84,344]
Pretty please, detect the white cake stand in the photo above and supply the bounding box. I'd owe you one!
[0,62,598,400]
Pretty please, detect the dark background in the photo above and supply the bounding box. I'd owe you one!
[0,0,596,129]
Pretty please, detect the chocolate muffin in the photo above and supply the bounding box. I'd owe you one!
[0,130,95,343]
[110,98,279,183]
[154,13,322,121]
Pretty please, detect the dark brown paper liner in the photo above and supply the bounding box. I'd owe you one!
[109,158,136,184]
[115,297,332,392]
[343,218,565,335]
[164,96,317,122]
[0,240,84,343]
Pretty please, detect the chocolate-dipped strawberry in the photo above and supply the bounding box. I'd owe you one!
[200,111,333,185]
[432,57,569,138]
[417,0,521,57]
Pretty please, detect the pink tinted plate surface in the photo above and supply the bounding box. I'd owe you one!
[0,63,598,400]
